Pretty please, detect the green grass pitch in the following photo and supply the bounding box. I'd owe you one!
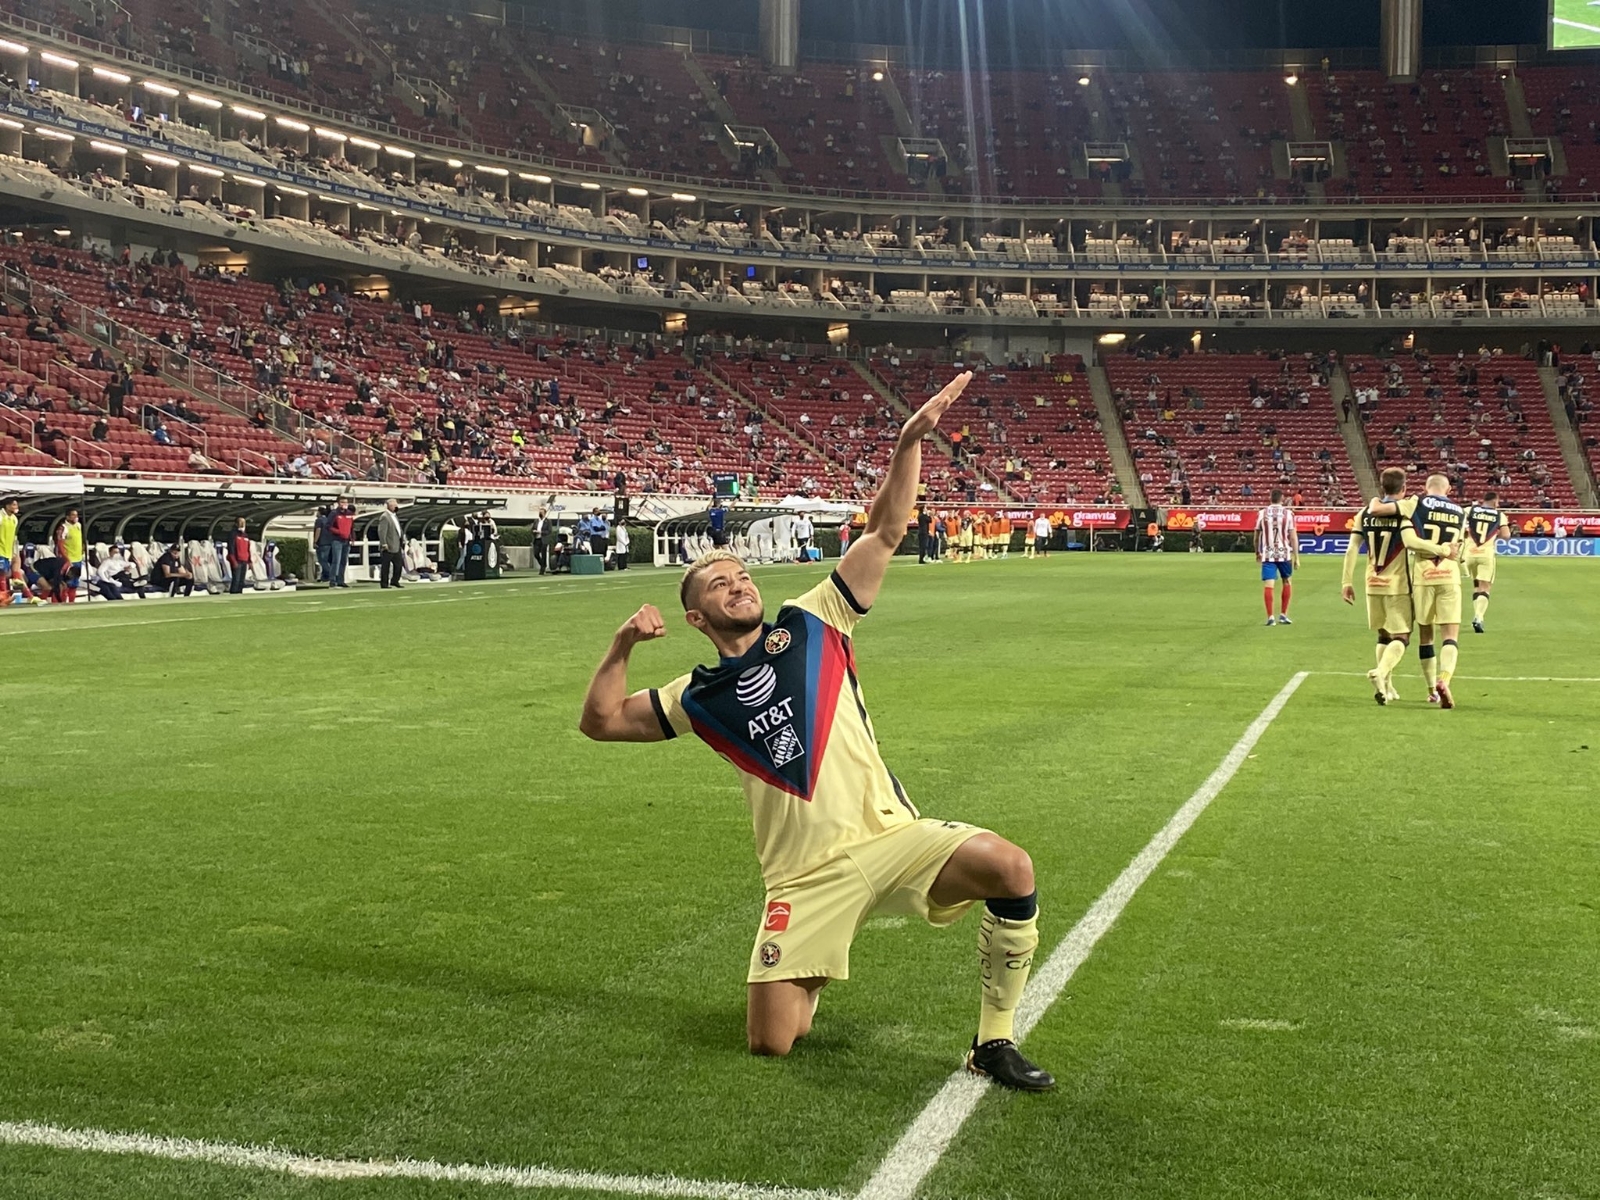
[2,554,1598,1199]
[1551,0,1600,47]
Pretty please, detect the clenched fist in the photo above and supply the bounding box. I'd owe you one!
[615,603,667,648]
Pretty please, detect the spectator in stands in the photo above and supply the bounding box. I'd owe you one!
[152,543,194,598]
[326,498,354,588]
[226,518,252,595]
[377,499,405,590]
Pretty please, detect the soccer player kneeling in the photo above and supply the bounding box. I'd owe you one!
[580,372,1054,1091]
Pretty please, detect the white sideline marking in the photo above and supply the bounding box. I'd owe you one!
[1554,16,1600,34]
[0,1121,845,1200]
[854,671,1310,1200]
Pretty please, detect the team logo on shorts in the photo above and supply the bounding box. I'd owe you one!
[764,901,791,932]
[764,628,791,656]
[765,724,805,768]
[759,941,782,968]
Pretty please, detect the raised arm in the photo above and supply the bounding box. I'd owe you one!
[579,604,672,743]
[834,370,971,611]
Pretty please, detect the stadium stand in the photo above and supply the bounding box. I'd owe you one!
[1522,65,1600,192]
[1346,351,1577,507]
[1105,353,1357,506]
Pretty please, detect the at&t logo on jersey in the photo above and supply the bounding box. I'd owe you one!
[747,696,797,740]
[736,664,778,708]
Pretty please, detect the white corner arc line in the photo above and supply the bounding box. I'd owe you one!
[854,671,1310,1200]
[0,1121,846,1200]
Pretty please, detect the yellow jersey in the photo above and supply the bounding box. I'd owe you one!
[1342,495,1418,597]
[0,510,16,561]
[652,573,918,889]
[58,521,84,563]
[1461,503,1509,558]
[1403,494,1465,590]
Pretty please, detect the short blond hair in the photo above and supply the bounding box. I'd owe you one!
[680,549,746,610]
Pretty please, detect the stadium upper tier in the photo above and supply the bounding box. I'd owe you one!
[3,1,1598,209]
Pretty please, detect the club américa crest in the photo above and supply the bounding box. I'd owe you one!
[759,941,782,967]
[764,627,792,655]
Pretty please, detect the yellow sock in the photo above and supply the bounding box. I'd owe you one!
[1378,639,1407,677]
[1473,594,1489,624]
[977,907,1039,1044]
[1439,642,1458,684]
[1375,643,1388,671]
[1421,652,1438,690]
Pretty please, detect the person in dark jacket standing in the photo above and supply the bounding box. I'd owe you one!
[313,506,334,585]
[533,507,550,575]
[377,498,404,589]
[917,507,935,563]
[226,517,252,593]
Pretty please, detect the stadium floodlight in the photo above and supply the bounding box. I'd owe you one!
[141,151,180,165]
[1284,73,1300,85]
[625,186,648,196]
[0,117,22,129]
[275,116,311,131]
[445,157,464,168]
[1097,332,1127,345]
[1077,75,1091,86]
[518,172,552,183]
[313,127,347,141]
[871,70,884,82]
[33,127,75,141]
[670,192,697,202]
[579,180,601,190]
[476,164,509,176]
[186,92,223,108]
[39,52,78,69]
[88,139,127,154]
[383,145,416,158]
[92,66,131,83]
[230,105,267,120]
[230,174,265,185]
[0,39,28,55]
[188,163,224,177]
[141,80,179,96]
[276,184,308,195]
[348,136,381,149]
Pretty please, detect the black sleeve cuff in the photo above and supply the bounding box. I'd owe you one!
[648,689,677,740]
[830,570,869,615]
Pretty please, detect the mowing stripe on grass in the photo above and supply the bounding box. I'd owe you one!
[854,671,1310,1200]
[0,1120,847,1200]
[1319,671,1600,683]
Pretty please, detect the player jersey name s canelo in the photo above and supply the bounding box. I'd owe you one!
[650,573,920,888]
[1359,504,1411,595]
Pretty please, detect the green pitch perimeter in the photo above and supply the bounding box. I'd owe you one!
[2,555,1597,1200]
[1552,0,1600,47]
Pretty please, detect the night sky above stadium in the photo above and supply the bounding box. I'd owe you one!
[514,0,1547,57]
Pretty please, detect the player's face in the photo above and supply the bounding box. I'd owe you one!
[689,561,764,636]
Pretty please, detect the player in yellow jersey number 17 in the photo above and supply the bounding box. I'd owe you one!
[1367,474,1466,709]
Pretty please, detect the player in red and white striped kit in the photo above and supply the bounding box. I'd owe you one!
[1255,490,1300,626]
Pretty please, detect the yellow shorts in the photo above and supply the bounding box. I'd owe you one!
[1462,554,1496,586]
[1366,592,1413,634]
[1414,582,1462,626]
[747,818,988,983]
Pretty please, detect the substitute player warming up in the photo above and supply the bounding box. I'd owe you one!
[579,372,1053,1091]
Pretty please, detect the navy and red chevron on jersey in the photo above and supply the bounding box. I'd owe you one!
[677,602,851,799]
